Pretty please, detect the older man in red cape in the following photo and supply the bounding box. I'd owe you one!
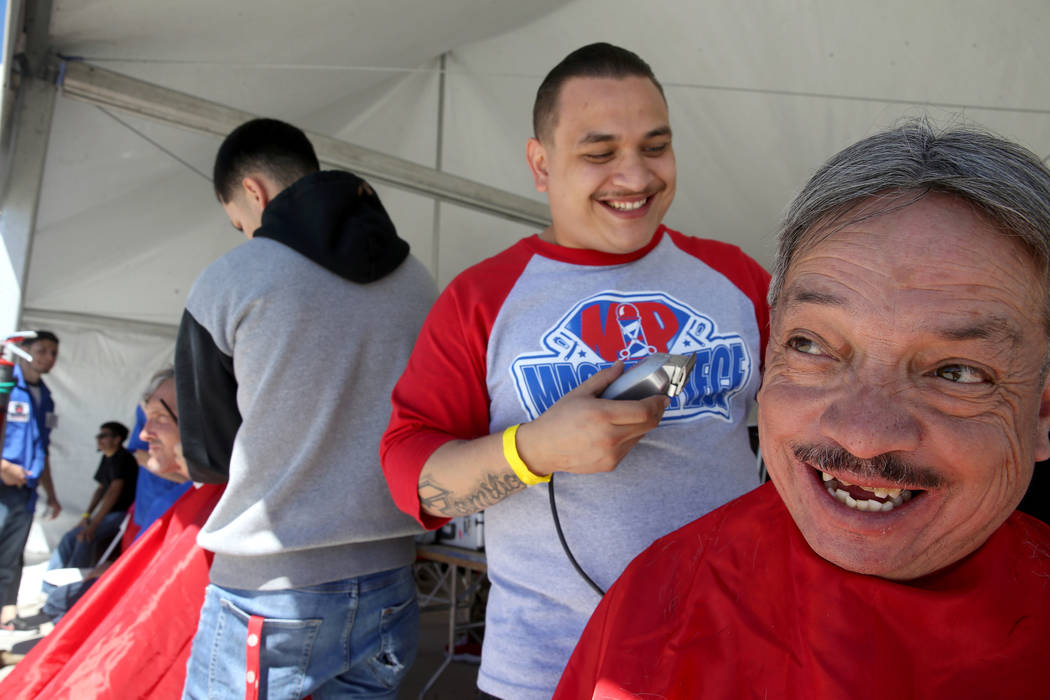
[555,121,1050,699]
[1,371,223,699]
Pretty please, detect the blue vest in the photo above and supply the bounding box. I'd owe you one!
[3,364,54,510]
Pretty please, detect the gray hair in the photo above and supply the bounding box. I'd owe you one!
[141,365,175,405]
[769,119,1050,330]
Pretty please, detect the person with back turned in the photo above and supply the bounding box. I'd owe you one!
[177,118,436,699]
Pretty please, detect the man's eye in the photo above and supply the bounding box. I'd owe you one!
[583,152,613,162]
[643,143,669,155]
[934,364,989,384]
[786,336,824,356]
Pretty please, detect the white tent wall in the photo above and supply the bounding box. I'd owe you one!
[18,310,177,543]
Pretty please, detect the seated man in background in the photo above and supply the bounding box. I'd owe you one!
[1,367,224,699]
[555,120,1050,699]
[47,421,137,571]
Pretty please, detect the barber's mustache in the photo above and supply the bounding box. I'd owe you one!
[792,443,944,489]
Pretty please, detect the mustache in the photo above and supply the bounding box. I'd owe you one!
[792,442,944,489]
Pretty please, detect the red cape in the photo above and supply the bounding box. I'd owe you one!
[555,483,1050,700]
[3,483,224,699]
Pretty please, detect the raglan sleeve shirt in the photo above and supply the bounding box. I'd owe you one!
[381,230,771,531]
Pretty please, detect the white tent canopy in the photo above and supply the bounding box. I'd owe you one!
[4,0,1049,520]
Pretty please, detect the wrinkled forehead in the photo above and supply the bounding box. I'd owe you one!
[783,195,1050,335]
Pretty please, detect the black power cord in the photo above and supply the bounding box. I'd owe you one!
[548,473,605,597]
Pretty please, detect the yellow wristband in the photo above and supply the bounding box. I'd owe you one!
[502,424,551,486]
[81,512,91,519]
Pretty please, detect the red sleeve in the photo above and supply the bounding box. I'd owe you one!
[666,230,771,366]
[380,241,535,530]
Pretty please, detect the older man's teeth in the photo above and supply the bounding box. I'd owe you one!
[862,485,902,499]
[825,481,913,512]
[607,199,646,211]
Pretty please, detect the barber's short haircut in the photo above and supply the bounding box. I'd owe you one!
[100,421,129,443]
[213,118,321,203]
[533,42,665,143]
[22,330,58,347]
[770,118,1050,330]
[141,365,175,406]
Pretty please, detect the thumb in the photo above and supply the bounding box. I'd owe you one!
[568,361,625,398]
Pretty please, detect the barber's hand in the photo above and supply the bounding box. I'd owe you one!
[515,361,669,477]
[45,498,62,520]
[76,523,97,542]
[0,460,27,487]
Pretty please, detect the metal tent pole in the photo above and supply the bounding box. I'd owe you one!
[58,61,551,229]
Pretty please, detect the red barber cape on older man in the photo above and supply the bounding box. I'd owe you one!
[2,483,224,700]
[555,483,1050,700]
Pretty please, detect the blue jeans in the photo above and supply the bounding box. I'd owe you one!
[182,565,419,700]
[47,511,126,571]
[0,486,32,606]
[42,577,97,623]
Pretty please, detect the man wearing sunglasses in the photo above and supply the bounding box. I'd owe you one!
[46,420,138,572]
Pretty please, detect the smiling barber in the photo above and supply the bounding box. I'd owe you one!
[382,42,770,700]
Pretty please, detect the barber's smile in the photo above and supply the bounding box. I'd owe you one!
[596,190,659,217]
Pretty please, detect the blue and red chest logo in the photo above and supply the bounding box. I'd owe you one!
[510,291,753,422]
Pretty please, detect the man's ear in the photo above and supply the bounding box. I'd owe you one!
[240,175,271,214]
[526,137,550,193]
[1034,374,1050,462]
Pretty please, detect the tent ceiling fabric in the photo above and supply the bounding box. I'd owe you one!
[29,0,1050,328]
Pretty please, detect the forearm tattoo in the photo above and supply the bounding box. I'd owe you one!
[419,471,525,516]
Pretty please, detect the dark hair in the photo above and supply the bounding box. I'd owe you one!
[22,330,58,347]
[770,118,1050,335]
[100,421,129,443]
[213,118,320,203]
[533,42,665,143]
